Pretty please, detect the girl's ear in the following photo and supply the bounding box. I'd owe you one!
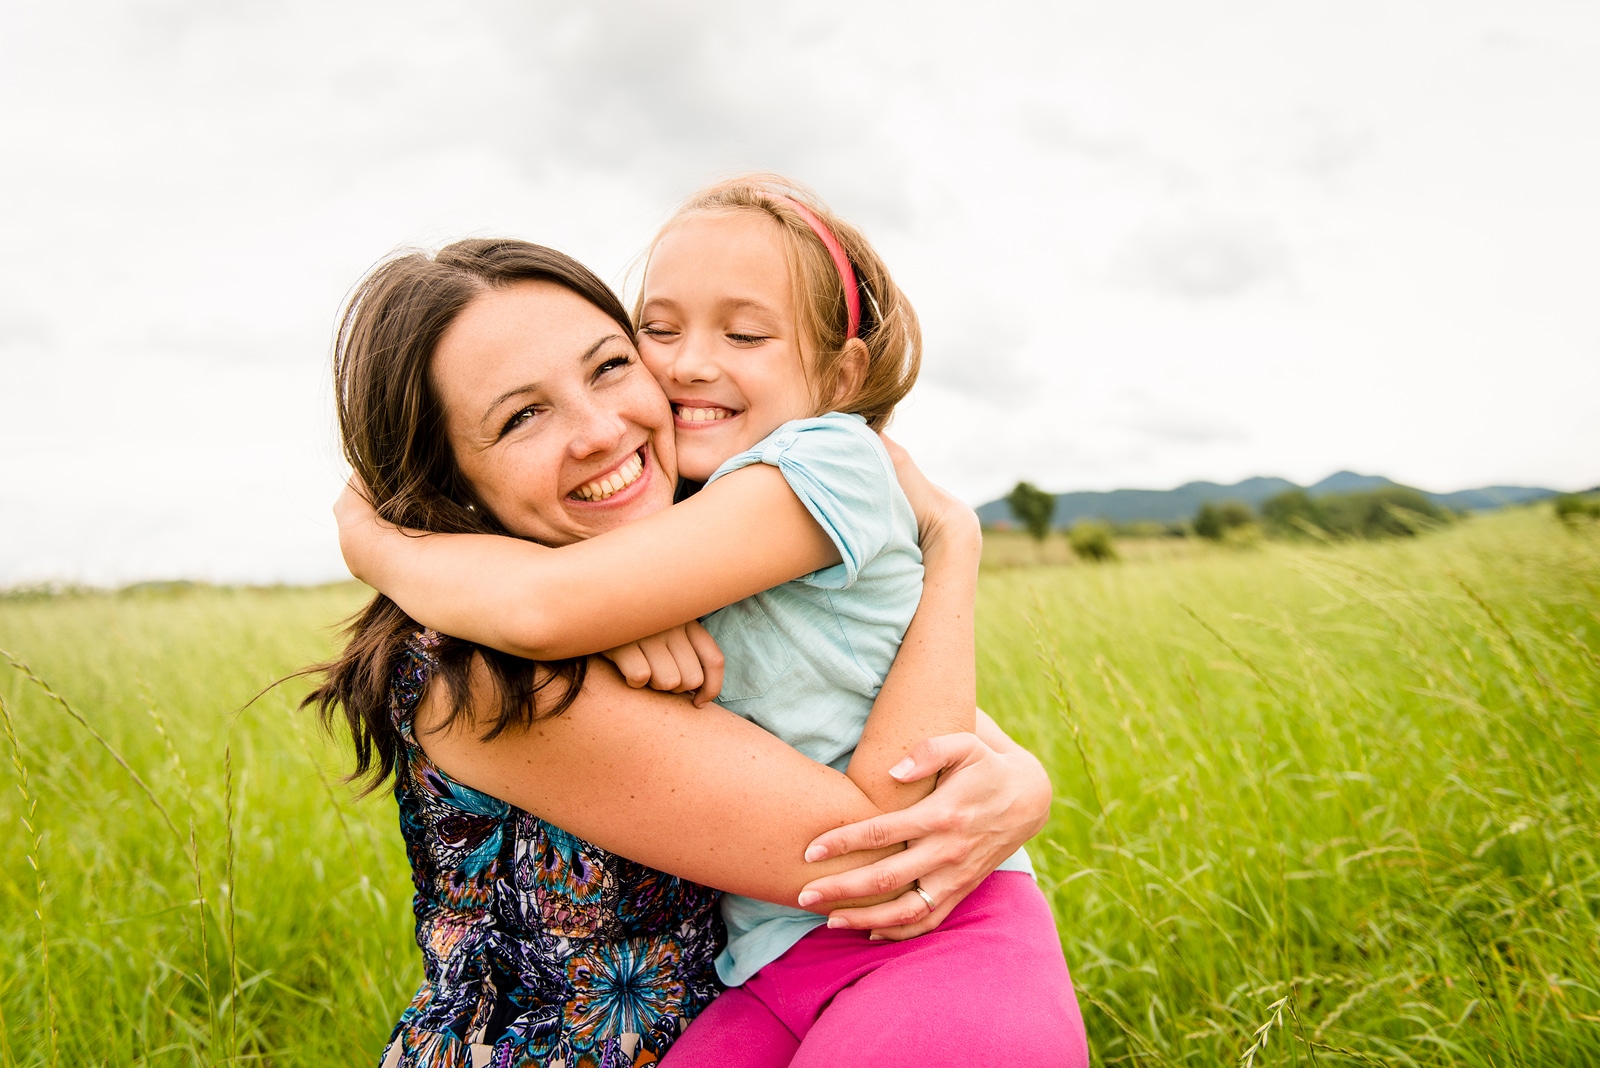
[831,338,870,410]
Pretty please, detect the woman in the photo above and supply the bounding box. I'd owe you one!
[310,239,1053,1067]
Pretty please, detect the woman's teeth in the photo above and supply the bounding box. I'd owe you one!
[573,452,644,502]
[676,405,733,422]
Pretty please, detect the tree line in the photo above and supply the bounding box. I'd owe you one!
[998,482,1508,561]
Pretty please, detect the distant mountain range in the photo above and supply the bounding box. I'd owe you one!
[975,471,1562,528]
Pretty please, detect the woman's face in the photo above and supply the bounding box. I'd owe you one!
[430,280,677,546]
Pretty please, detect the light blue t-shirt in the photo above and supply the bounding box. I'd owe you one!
[702,412,1032,987]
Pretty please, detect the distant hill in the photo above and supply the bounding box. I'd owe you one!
[977,471,1561,528]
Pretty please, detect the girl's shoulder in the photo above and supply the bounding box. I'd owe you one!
[707,412,891,489]
[710,412,915,589]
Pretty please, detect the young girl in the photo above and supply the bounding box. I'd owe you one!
[340,177,1087,1065]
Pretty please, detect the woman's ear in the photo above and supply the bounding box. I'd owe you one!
[832,338,870,409]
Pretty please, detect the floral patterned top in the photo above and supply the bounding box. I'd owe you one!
[379,632,723,1068]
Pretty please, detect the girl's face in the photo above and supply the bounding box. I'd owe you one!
[430,280,677,546]
[636,211,818,483]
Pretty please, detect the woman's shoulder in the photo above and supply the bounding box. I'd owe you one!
[389,628,444,736]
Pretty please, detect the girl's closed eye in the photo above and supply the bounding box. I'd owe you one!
[725,331,769,346]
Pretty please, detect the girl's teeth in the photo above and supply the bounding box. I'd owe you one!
[576,453,644,502]
[679,406,731,422]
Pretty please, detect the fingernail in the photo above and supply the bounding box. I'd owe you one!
[889,757,915,780]
[804,845,827,862]
[797,891,821,907]
[827,916,849,929]
[868,932,882,941]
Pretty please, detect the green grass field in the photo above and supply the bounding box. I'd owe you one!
[2,507,1596,1065]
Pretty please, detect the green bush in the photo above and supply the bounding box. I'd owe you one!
[1193,500,1254,541]
[1321,487,1450,538]
[1262,487,1452,540]
[1260,489,1323,537]
[1069,521,1118,562]
[1006,481,1056,542]
[1554,493,1600,524]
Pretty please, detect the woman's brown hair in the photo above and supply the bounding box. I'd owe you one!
[636,174,923,430]
[303,238,634,793]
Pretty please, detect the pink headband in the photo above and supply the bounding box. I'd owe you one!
[772,195,862,340]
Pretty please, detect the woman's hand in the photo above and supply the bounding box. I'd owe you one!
[797,724,1052,940]
[602,622,725,707]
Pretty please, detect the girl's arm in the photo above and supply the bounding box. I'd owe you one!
[336,463,837,660]
[842,453,981,810]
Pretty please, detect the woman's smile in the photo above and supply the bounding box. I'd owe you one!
[430,279,678,546]
[569,444,651,503]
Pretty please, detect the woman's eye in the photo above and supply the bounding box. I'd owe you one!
[596,354,633,378]
[500,407,539,436]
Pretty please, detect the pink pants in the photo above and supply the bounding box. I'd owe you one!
[661,871,1088,1067]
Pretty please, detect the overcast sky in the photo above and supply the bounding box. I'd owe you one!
[4,0,1597,586]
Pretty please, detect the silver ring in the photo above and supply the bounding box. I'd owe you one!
[912,881,936,915]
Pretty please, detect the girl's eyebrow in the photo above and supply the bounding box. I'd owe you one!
[478,333,624,428]
[719,298,778,317]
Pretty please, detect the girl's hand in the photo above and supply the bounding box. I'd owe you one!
[334,475,387,585]
[797,728,1052,940]
[602,622,725,707]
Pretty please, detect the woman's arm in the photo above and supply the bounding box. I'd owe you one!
[336,463,836,660]
[423,657,901,910]
[798,712,1054,938]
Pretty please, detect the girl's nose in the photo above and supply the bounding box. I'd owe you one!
[667,330,720,385]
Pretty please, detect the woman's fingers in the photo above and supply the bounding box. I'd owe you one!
[886,731,984,786]
[824,872,980,939]
[804,733,985,864]
[684,621,724,706]
[798,834,970,906]
[866,886,969,941]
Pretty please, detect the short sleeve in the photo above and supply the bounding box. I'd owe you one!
[706,414,896,589]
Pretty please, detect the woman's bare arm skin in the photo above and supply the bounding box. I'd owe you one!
[419,659,901,911]
[337,463,836,660]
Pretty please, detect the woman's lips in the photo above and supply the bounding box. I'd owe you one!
[569,446,649,503]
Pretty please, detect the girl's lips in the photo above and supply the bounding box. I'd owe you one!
[672,402,741,428]
[567,445,652,507]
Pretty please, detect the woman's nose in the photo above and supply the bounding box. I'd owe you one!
[567,396,628,458]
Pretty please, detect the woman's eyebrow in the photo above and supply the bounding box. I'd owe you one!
[478,334,625,429]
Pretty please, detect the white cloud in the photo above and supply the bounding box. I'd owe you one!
[3,0,1598,585]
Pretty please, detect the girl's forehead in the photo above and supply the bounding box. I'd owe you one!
[651,210,787,272]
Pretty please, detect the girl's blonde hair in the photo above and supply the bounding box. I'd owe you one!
[637,174,922,430]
